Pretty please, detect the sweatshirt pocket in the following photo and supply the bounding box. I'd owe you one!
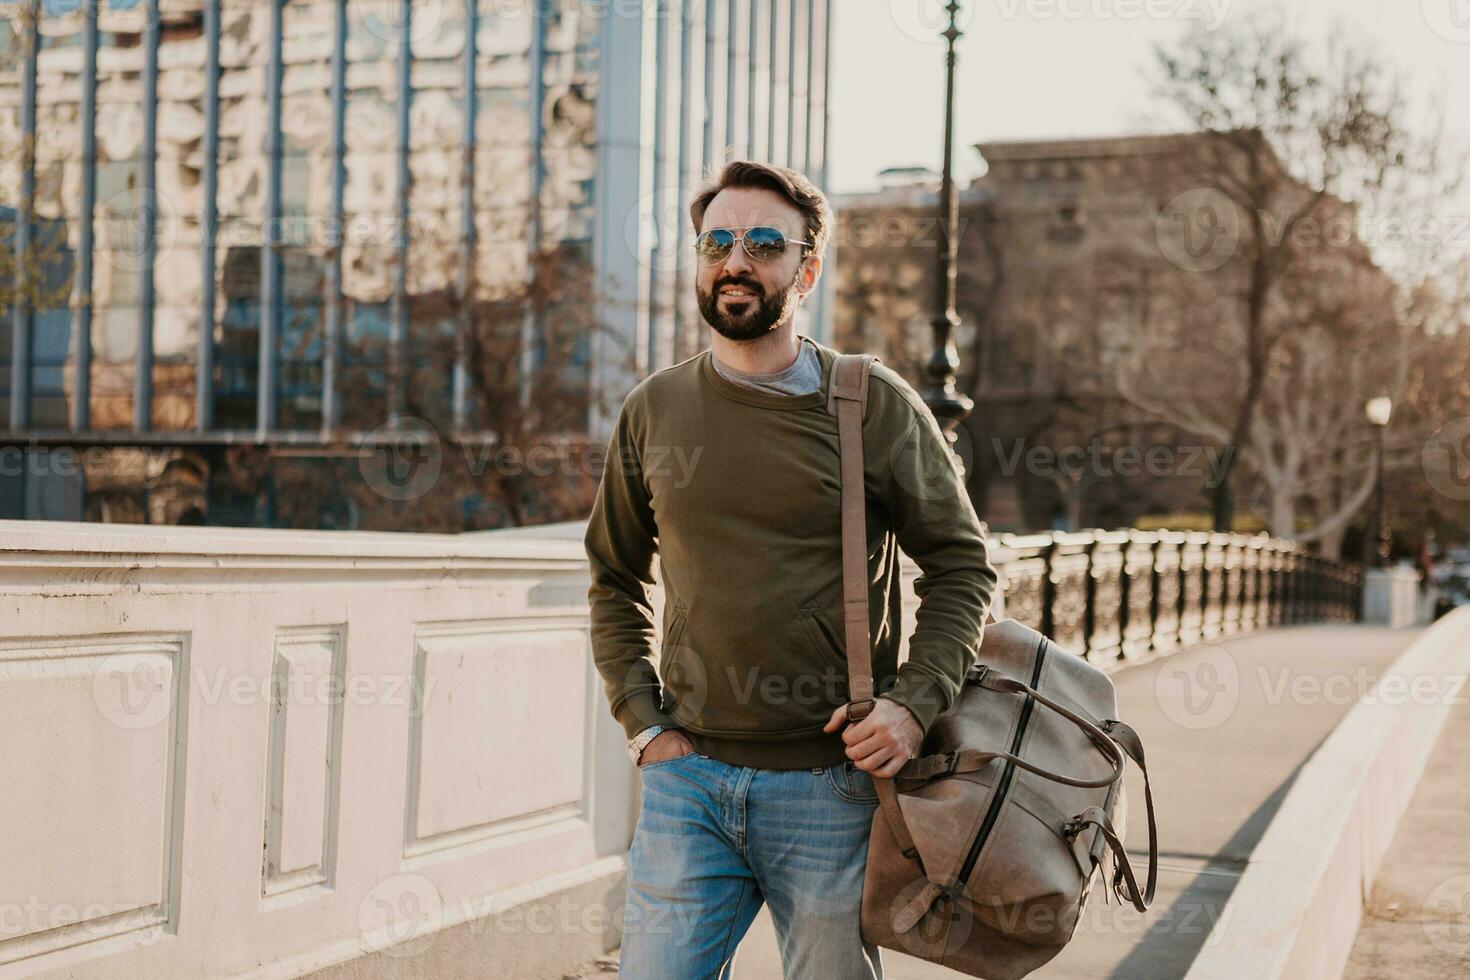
[799,600,847,670]
[658,598,698,723]
[660,598,690,666]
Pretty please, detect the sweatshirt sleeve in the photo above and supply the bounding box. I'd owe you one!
[877,402,999,735]
[584,397,681,740]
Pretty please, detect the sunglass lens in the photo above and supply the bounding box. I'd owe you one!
[697,229,735,262]
[744,226,787,260]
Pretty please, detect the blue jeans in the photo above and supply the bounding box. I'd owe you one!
[618,751,884,980]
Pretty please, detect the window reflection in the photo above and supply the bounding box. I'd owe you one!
[1,0,704,440]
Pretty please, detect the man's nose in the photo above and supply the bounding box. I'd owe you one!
[721,238,755,276]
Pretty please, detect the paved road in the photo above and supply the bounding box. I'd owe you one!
[1343,681,1470,979]
[573,624,1421,980]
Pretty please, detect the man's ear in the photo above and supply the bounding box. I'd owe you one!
[796,253,823,297]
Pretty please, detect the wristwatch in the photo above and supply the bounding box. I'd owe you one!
[627,724,668,765]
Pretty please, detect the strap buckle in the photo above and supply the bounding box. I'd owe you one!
[942,750,961,776]
[845,697,877,723]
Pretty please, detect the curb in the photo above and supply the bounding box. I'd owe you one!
[1184,607,1470,979]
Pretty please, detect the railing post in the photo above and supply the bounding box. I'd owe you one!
[1179,532,1206,647]
[1152,530,1184,654]
[1120,530,1158,662]
[1222,533,1243,637]
[1287,547,1304,624]
[1254,537,1273,627]
[996,533,1050,631]
[1047,532,1091,656]
[1087,530,1127,666]
[1307,555,1323,621]
[1201,533,1226,640]
[1239,535,1259,632]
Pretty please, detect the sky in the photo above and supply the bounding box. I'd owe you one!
[828,0,1470,194]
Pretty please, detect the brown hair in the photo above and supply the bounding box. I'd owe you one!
[689,160,834,258]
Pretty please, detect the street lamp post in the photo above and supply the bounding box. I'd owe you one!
[1364,395,1393,567]
[922,0,974,461]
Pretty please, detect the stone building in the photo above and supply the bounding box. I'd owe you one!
[0,0,837,527]
[833,130,1390,535]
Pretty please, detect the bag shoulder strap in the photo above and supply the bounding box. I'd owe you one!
[829,352,933,873]
[826,352,881,713]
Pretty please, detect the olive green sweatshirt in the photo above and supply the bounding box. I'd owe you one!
[584,336,998,770]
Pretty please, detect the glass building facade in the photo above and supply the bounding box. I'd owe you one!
[0,0,834,525]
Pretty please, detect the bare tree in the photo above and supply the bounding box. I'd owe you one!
[1249,238,1408,547]
[1144,13,1462,532]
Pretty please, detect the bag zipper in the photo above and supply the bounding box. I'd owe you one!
[954,639,1048,889]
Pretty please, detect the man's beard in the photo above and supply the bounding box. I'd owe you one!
[697,268,803,341]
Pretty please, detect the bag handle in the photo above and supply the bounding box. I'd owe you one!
[1077,718,1159,912]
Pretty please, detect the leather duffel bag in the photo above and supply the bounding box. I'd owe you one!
[826,353,1158,979]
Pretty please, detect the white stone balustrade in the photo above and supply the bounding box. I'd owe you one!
[0,519,634,979]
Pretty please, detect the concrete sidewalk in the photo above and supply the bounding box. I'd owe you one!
[571,624,1421,980]
[1343,686,1470,978]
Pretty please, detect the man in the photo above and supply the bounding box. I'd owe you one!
[584,160,997,979]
